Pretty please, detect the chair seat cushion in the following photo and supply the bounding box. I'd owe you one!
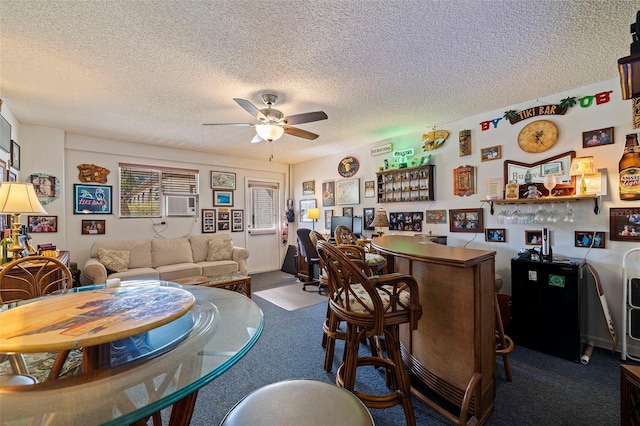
[364,253,385,266]
[338,283,410,314]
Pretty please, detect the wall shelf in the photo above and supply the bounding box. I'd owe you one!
[376,165,435,203]
[482,194,600,215]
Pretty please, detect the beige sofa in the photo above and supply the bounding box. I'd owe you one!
[82,235,249,285]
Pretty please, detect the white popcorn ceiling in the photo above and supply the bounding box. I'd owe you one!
[0,0,636,164]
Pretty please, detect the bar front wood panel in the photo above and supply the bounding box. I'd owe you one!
[372,235,496,423]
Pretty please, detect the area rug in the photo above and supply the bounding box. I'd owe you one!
[0,350,83,383]
[254,284,327,311]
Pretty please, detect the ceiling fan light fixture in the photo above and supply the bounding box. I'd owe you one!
[256,124,284,142]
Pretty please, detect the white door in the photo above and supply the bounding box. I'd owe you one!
[245,179,283,273]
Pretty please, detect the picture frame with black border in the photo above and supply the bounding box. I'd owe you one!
[485,228,506,242]
[213,190,233,207]
[201,209,216,233]
[343,207,353,217]
[449,208,484,232]
[609,207,640,242]
[28,215,58,233]
[231,209,244,232]
[363,207,375,230]
[81,219,106,235]
[575,231,605,248]
[525,229,543,245]
[583,127,614,148]
[10,140,20,170]
[73,184,112,214]
[210,171,236,190]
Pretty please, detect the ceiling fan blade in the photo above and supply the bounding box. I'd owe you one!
[234,98,267,121]
[283,126,319,140]
[283,111,328,125]
[202,123,254,126]
[251,134,264,143]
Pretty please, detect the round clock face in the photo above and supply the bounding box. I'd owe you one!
[338,156,359,177]
[517,120,559,153]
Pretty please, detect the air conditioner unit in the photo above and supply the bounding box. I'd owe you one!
[165,196,197,217]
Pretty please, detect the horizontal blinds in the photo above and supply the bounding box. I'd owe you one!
[162,172,199,195]
[119,166,161,217]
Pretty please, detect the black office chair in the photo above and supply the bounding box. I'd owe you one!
[296,228,323,293]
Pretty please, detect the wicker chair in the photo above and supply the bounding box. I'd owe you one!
[334,225,387,274]
[0,256,74,381]
[316,240,422,425]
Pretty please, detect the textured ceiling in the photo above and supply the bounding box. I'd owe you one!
[0,1,636,164]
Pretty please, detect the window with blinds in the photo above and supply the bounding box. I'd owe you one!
[119,164,199,218]
[251,185,277,233]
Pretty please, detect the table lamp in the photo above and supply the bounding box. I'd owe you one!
[0,182,47,258]
[372,209,390,236]
[570,156,598,195]
[307,207,320,231]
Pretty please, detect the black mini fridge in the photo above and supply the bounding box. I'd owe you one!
[510,257,587,362]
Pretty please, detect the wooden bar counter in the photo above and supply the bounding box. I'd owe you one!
[372,235,496,424]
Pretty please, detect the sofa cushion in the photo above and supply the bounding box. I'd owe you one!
[98,248,130,273]
[199,260,238,276]
[152,238,194,267]
[208,239,233,261]
[156,263,202,281]
[190,235,232,262]
[91,240,153,269]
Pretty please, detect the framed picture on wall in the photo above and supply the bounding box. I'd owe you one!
[213,190,233,207]
[302,180,315,195]
[201,209,216,233]
[10,140,20,170]
[231,209,244,232]
[74,184,112,214]
[485,228,506,242]
[82,219,106,235]
[610,208,640,242]
[363,207,375,230]
[449,208,484,232]
[217,209,230,231]
[210,171,236,190]
[583,127,614,148]
[574,231,605,248]
[300,199,316,222]
[342,207,353,217]
[335,178,359,205]
[0,114,11,153]
[28,215,58,233]
[324,209,333,229]
[525,229,543,245]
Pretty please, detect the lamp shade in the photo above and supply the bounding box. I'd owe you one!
[255,124,285,142]
[372,209,390,228]
[0,182,47,214]
[307,207,320,220]
[570,156,598,177]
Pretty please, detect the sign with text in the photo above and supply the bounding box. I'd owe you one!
[74,184,113,214]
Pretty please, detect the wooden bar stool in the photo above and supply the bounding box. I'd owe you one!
[495,274,515,381]
[219,379,374,426]
[317,241,422,426]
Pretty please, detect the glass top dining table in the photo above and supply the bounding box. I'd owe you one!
[0,280,264,425]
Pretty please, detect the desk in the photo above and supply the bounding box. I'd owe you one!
[371,235,496,424]
[0,283,264,425]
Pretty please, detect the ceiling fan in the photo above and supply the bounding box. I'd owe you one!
[203,94,328,143]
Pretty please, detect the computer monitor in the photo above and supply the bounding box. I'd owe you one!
[330,216,363,238]
[352,216,362,235]
[330,216,352,238]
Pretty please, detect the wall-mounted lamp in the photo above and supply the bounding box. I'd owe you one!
[570,156,598,195]
[307,208,320,232]
[255,124,285,142]
[0,182,47,258]
[618,11,640,100]
[372,209,390,236]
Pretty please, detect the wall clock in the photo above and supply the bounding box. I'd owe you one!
[517,120,559,153]
[338,156,359,177]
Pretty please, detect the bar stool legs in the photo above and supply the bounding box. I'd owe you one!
[336,323,416,426]
[495,274,514,382]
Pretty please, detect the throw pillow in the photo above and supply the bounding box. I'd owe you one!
[98,248,130,273]
[207,239,233,261]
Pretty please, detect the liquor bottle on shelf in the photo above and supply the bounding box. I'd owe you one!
[2,229,13,263]
[619,133,640,201]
